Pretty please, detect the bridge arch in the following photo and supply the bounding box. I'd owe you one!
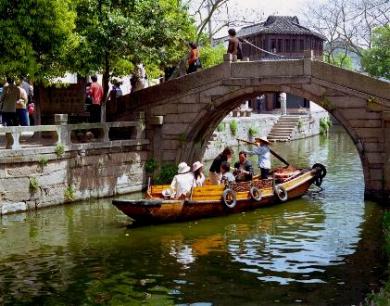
[115,59,390,202]
[179,85,368,185]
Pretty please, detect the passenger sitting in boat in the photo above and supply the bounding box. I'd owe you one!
[163,162,195,199]
[233,151,254,182]
[192,161,206,187]
[209,147,233,184]
[220,161,235,184]
[244,136,271,179]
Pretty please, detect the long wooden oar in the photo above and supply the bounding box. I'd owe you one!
[236,138,290,167]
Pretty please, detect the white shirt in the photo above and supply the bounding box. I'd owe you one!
[170,172,195,198]
[246,145,271,169]
[222,172,236,183]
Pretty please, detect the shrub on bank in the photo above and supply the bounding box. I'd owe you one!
[320,117,332,136]
[230,120,238,136]
[248,126,258,137]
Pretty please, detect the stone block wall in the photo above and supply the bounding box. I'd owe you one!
[0,146,148,216]
[291,110,329,140]
[203,114,279,160]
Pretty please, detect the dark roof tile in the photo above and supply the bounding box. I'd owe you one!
[238,16,326,40]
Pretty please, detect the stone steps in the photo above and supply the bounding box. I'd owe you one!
[267,115,303,142]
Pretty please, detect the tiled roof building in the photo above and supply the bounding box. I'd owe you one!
[215,16,325,60]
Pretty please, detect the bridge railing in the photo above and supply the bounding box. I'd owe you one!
[0,113,147,151]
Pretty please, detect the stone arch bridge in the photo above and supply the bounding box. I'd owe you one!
[113,54,390,202]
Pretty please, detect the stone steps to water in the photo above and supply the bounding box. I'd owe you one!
[267,115,303,142]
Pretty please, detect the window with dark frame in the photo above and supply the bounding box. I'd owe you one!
[300,39,304,51]
[271,39,276,51]
[285,39,290,52]
[292,39,296,52]
[277,39,283,52]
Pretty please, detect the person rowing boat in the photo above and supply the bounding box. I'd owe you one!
[243,136,272,179]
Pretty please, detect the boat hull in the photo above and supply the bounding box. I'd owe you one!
[113,170,317,225]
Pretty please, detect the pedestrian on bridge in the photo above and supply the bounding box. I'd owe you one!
[187,42,201,74]
[88,75,104,123]
[0,77,20,126]
[227,29,243,61]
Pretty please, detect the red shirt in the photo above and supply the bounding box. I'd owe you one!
[90,82,104,105]
[188,48,199,65]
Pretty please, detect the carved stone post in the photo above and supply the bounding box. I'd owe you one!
[303,49,314,76]
[136,112,145,139]
[55,114,70,146]
[279,92,287,115]
[10,129,21,150]
[223,53,233,62]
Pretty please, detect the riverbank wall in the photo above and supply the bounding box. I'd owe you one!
[203,110,329,160]
[0,120,149,216]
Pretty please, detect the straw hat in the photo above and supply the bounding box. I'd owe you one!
[255,136,270,144]
[192,161,204,172]
[178,162,191,174]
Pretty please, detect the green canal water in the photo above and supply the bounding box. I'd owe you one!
[0,126,386,305]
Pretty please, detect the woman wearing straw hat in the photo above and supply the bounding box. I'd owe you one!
[192,161,206,187]
[162,162,195,199]
[244,136,271,179]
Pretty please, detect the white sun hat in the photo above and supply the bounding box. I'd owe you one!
[192,161,204,172]
[162,189,173,198]
[255,136,270,144]
[178,162,191,174]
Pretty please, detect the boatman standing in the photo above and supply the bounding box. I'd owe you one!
[244,137,271,179]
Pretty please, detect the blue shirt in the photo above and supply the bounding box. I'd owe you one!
[245,145,271,169]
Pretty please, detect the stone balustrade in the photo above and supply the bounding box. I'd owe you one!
[0,113,147,151]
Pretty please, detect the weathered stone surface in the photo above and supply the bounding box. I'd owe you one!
[0,146,147,215]
[349,120,382,128]
[355,128,384,138]
[165,113,198,124]
[1,202,27,215]
[161,140,181,150]
[39,170,67,186]
[162,124,188,135]
[365,180,383,191]
[364,143,384,152]
[366,152,385,164]
[162,150,177,162]
[369,169,384,181]
[177,104,202,114]
[151,104,178,115]
[328,96,367,108]
[340,109,382,120]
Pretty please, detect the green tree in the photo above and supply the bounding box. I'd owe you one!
[0,0,77,80]
[199,43,225,68]
[324,51,353,70]
[70,0,196,96]
[362,25,390,79]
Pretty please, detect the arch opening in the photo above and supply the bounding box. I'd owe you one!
[180,87,367,189]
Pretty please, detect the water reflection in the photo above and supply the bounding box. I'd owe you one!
[0,127,385,305]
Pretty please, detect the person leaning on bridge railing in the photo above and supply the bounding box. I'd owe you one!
[227,29,243,62]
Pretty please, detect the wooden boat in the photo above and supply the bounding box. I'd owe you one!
[112,163,326,225]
